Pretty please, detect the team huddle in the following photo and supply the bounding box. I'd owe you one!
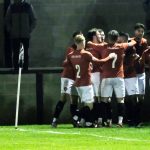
[51,23,150,128]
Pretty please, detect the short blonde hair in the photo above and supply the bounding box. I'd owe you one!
[74,35,85,44]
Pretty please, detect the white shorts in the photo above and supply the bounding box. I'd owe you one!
[137,73,145,95]
[76,85,94,103]
[101,77,125,98]
[91,72,101,97]
[124,77,139,96]
[61,78,74,94]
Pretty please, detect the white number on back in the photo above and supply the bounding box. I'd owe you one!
[75,65,81,78]
[112,54,117,68]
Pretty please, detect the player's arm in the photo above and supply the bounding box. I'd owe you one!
[121,40,137,50]
[140,49,150,70]
[139,49,148,65]
[62,55,72,67]
[91,53,117,65]
[63,49,74,67]
[143,39,148,50]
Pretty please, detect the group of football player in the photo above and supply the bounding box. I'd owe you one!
[51,23,150,128]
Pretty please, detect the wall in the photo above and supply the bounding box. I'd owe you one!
[29,0,146,67]
[0,0,4,67]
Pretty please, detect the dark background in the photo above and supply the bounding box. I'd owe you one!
[0,0,149,125]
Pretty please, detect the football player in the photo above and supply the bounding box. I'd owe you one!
[119,32,140,126]
[66,34,116,127]
[51,31,82,128]
[132,23,148,127]
[86,28,102,126]
[88,30,137,127]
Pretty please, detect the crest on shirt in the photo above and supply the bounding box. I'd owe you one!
[64,87,67,91]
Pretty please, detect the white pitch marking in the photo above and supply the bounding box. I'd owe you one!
[17,128,150,143]
[17,128,81,135]
[88,133,150,142]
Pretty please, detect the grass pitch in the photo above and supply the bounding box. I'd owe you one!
[0,124,150,150]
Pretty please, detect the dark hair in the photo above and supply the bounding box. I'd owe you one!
[108,30,119,42]
[97,28,104,33]
[119,32,129,42]
[72,31,82,38]
[87,28,97,41]
[134,23,145,30]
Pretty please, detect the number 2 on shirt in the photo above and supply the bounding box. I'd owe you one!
[112,54,117,68]
[75,65,81,78]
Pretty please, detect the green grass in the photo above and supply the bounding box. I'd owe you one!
[0,125,150,150]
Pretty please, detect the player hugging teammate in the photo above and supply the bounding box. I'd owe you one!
[51,23,149,128]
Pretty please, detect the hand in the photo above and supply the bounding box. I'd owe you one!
[109,53,117,59]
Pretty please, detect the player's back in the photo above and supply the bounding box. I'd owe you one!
[101,43,125,78]
[68,49,93,86]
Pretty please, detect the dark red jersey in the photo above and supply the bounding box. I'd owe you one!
[86,43,101,72]
[67,49,110,86]
[140,48,150,70]
[132,38,148,74]
[61,47,75,80]
[88,41,136,78]
[124,47,138,78]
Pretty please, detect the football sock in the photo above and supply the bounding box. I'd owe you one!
[70,104,78,117]
[80,106,91,122]
[100,102,107,122]
[52,118,57,123]
[53,101,65,119]
[106,102,112,120]
[135,100,143,124]
[125,96,133,123]
[92,102,99,122]
[118,116,123,125]
[73,115,78,121]
[117,103,125,124]
[98,103,103,123]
